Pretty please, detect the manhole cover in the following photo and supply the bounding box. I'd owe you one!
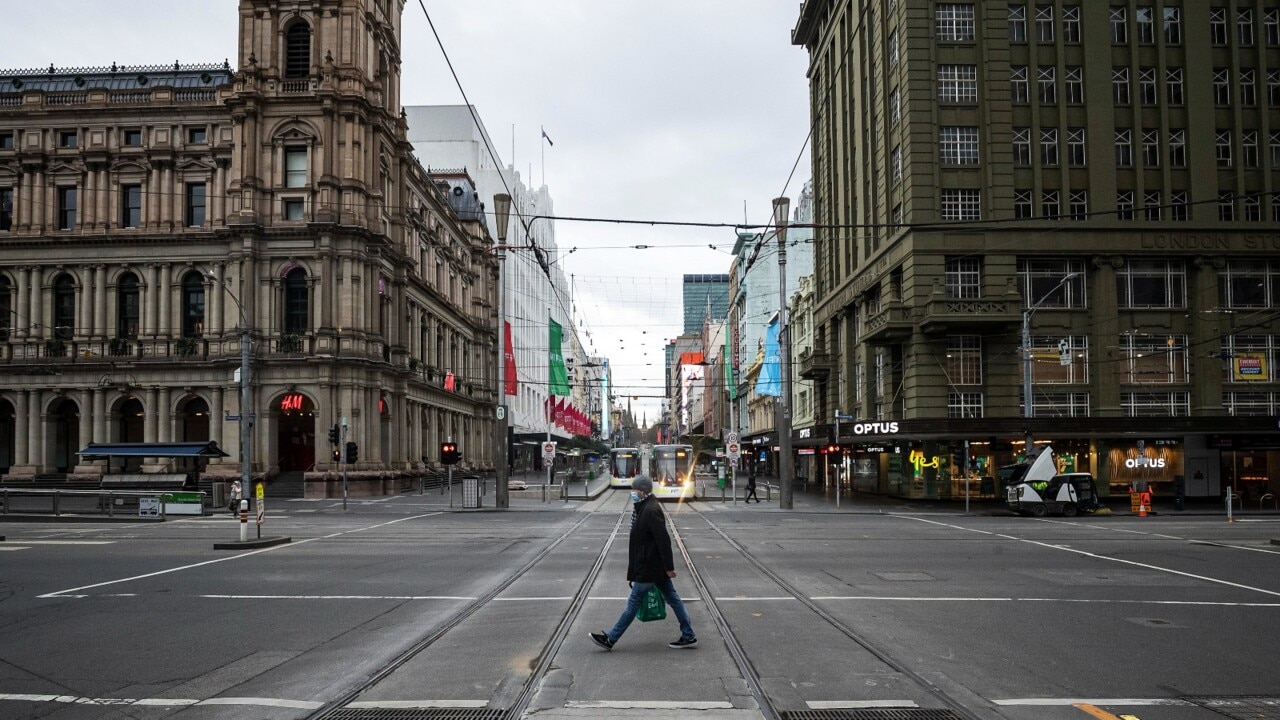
[782,710,964,720]
[326,709,505,720]
[1187,696,1280,720]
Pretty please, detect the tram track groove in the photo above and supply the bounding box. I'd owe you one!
[682,506,992,720]
[305,508,627,720]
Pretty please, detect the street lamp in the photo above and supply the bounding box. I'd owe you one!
[773,196,793,510]
[1021,271,1082,453]
[204,269,252,539]
[493,193,512,509]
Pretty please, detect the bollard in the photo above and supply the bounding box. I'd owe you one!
[239,499,249,541]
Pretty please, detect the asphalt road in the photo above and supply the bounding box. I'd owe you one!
[1,486,1278,720]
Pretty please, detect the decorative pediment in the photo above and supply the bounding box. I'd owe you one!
[270,117,321,145]
[175,157,216,173]
[46,161,83,178]
[109,159,151,175]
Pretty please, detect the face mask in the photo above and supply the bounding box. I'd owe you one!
[630,492,641,503]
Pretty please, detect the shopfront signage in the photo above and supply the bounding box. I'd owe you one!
[280,393,305,412]
[851,421,900,435]
[1125,456,1167,469]
[908,449,940,472]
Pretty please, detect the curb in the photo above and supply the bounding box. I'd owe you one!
[213,536,291,550]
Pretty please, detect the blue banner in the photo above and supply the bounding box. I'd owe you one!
[755,319,781,397]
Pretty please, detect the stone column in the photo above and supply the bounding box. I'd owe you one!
[210,385,225,465]
[93,265,107,339]
[157,263,171,338]
[157,387,172,443]
[92,388,107,443]
[29,266,43,338]
[14,390,29,467]
[144,387,158,443]
[209,268,225,335]
[28,390,43,472]
[15,266,29,338]
[144,264,159,337]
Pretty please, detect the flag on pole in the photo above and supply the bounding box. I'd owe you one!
[548,316,570,396]
[503,321,518,396]
[541,126,554,146]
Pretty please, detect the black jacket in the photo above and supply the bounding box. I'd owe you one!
[626,495,674,583]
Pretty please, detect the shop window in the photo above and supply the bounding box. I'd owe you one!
[182,271,205,337]
[117,272,140,340]
[283,267,308,333]
[1017,258,1087,308]
[1121,391,1190,416]
[1121,334,1187,383]
[1116,258,1185,308]
[53,274,75,340]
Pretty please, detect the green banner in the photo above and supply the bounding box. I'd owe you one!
[548,316,570,396]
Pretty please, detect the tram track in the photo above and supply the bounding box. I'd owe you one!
[673,504,990,720]
[306,502,629,720]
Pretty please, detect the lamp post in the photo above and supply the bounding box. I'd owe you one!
[204,269,252,539]
[773,196,793,510]
[1021,271,1081,453]
[493,193,512,509]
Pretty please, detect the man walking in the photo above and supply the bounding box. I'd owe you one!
[590,475,697,650]
[745,465,760,503]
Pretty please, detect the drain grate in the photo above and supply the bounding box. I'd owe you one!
[326,709,505,720]
[1187,696,1280,720]
[782,710,964,720]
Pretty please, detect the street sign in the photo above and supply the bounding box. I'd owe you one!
[835,412,854,421]
[727,441,741,459]
[1058,338,1072,366]
[496,406,506,420]
[541,441,556,460]
[225,415,240,421]
[726,431,740,445]
[139,497,160,517]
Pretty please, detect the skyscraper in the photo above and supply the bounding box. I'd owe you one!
[682,274,730,334]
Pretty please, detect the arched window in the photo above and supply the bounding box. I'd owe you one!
[117,272,140,339]
[53,275,75,340]
[284,267,308,333]
[0,276,10,340]
[284,21,311,79]
[181,271,205,337]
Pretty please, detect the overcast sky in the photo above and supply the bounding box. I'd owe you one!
[2,1,812,424]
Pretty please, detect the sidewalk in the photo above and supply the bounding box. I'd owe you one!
[706,474,1280,518]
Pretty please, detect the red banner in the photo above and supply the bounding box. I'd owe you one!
[503,322,518,396]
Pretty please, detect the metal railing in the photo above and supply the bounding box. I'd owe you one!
[0,487,206,519]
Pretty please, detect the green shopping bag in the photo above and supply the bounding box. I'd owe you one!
[637,586,667,622]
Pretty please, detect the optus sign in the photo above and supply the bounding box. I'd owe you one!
[850,421,900,435]
[1125,456,1166,469]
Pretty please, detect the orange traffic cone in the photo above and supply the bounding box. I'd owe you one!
[1139,491,1150,517]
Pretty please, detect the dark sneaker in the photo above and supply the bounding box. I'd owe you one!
[668,636,697,649]
[589,632,614,650]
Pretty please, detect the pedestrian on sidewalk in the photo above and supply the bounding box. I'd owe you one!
[745,466,760,503]
[590,475,698,651]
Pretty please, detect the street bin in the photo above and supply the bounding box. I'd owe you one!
[462,476,480,509]
[212,482,227,508]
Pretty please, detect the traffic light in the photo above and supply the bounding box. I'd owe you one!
[328,424,340,446]
[346,441,359,463]
[332,448,341,462]
[441,441,460,465]
[827,444,841,462]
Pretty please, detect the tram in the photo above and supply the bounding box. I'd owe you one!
[650,444,696,501]
[609,447,641,488]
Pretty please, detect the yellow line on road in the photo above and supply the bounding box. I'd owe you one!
[1074,705,1119,719]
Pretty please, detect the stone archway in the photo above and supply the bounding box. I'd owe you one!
[275,391,316,473]
[0,398,14,474]
[115,398,145,472]
[177,397,211,442]
[49,398,80,473]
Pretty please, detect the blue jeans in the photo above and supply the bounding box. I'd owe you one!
[606,576,695,644]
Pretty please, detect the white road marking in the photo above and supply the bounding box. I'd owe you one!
[0,693,321,709]
[903,515,1280,598]
[0,547,29,551]
[566,700,734,709]
[37,512,442,599]
[808,700,919,709]
[4,540,114,545]
[810,596,1280,607]
[198,595,476,601]
[348,700,489,708]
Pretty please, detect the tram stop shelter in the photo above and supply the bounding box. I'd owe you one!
[77,441,229,515]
